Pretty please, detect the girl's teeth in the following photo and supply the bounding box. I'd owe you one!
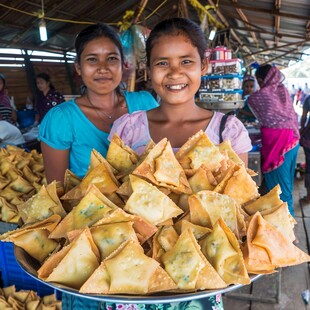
[167,84,186,90]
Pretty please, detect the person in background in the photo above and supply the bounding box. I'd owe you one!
[109,17,252,310]
[39,23,158,186]
[237,74,257,123]
[35,72,65,123]
[290,84,296,104]
[301,82,310,106]
[304,82,310,96]
[0,73,17,124]
[299,93,310,203]
[295,87,304,107]
[0,120,25,147]
[248,64,300,217]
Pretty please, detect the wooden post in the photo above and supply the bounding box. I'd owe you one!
[64,52,77,95]
[23,49,37,101]
[179,0,189,18]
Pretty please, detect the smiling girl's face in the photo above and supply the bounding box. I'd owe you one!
[148,34,207,106]
[75,37,123,96]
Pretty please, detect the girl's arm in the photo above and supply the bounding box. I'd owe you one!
[300,105,309,131]
[11,109,17,123]
[41,142,69,185]
[238,152,248,167]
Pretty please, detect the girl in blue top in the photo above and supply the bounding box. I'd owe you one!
[39,23,158,182]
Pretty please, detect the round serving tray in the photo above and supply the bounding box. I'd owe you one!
[15,245,262,304]
[196,100,245,111]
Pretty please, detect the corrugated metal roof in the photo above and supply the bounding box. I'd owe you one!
[0,0,309,68]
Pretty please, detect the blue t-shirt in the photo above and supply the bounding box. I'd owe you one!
[38,91,158,178]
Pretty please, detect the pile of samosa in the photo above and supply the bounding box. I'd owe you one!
[0,131,309,296]
[0,285,61,310]
[0,145,46,223]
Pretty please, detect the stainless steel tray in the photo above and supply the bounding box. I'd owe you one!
[15,245,262,304]
[196,100,244,110]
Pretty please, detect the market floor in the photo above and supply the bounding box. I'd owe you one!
[222,148,310,310]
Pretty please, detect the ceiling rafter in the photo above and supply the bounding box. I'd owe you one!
[245,39,308,57]
[274,0,281,45]
[229,25,307,40]
[231,0,258,45]
[207,0,255,60]
[218,2,310,20]
[0,0,309,68]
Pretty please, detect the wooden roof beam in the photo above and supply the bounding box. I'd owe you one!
[232,0,258,44]
[229,25,307,40]
[178,0,189,18]
[274,0,281,45]
[207,0,255,59]
[261,46,301,65]
[244,39,308,56]
[219,2,310,20]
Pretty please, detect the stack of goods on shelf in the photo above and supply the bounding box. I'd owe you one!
[199,46,244,110]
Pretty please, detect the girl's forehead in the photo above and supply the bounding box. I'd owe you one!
[153,33,191,45]
[86,37,116,48]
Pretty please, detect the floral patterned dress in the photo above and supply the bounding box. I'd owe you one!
[61,293,224,310]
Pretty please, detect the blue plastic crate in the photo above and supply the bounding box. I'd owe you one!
[0,241,55,296]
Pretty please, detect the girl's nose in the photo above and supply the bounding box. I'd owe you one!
[97,61,108,72]
[168,64,183,77]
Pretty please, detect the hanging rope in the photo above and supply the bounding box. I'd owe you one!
[187,0,224,30]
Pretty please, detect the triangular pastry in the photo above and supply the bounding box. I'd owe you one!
[124,175,183,226]
[38,227,100,289]
[175,130,225,173]
[132,138,192,194]
[199,218,250,285]
[49,184,118,239]
[162,228,227,291]
[80,239,177,294]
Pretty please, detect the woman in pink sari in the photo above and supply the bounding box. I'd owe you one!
[248,64,299,216]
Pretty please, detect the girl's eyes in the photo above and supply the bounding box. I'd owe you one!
[86,57,97,63]
[182,59,193,65]
[85,56,120,63]
[155,61,168,66]
[154,59,194,67]
[107,56,120,63]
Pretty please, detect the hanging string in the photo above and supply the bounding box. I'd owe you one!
[41,0,45,18]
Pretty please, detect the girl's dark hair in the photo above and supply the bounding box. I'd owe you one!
[75,23,124,65]
[255,64,272,81]
[36,72,55,90]
[146,18,207,67]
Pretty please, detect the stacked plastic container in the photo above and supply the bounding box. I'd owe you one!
[198,47,244,110]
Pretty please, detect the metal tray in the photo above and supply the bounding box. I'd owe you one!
[14,245,262,304]
[196,100,244,111]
